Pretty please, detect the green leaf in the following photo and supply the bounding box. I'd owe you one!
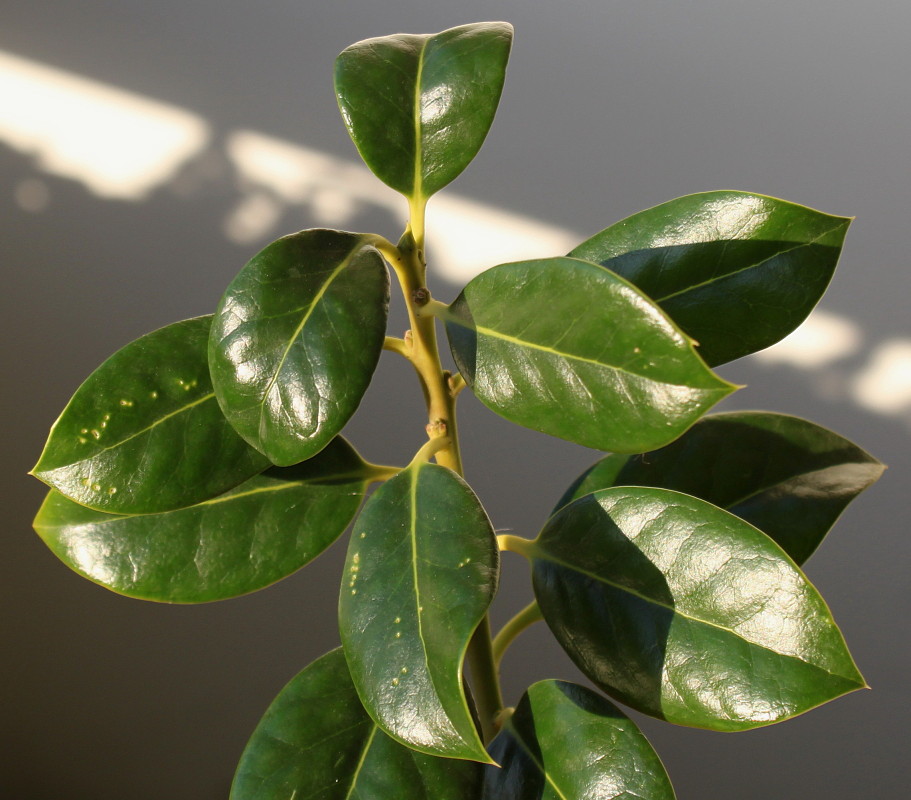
[569,191,850,365]
[484,680,675,800]
[33,437,370,603]
[335,22,513,202]
[339,462,498,762]
[231,648,481,800]
[528,487,866,731]
[443,257,736,453]
[32,316,269,514]
[556,411,884,565]
[209,229,389,466]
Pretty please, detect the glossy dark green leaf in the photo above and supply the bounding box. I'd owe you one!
[32,316,269,514]
[231,648,481,800]
[443,257,736,453]
[209,229,389,466]
[483,680,675,800]
[570,191,850,365]
[529,487,865,731]
[556,411,884,565]
[335,22,513,201]
[339,462,498,762]
[33,437,370,603]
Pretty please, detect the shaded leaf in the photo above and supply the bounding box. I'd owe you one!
[529,487,865,731]
[32,316,269,514]
[339,462,498,762]
[444,257,736,453]
[335,22,513,201]
[484,680,675,800]
[556,411,884,564]
[570,191,850,365]
[209,229,389,466]
[231,648,481,800]
[33,437,370,602]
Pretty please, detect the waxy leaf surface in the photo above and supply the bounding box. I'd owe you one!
[33,316,269,514]
[484,680,675,800]
[231,648,481,800]
[209,229,389,466]
[531,487,865,731]
[339,462,498,762]
[444,257,735,453]
[570,191,850,365]
[34,437,369,602]
[335,22,512,201]
[557,411,884,564]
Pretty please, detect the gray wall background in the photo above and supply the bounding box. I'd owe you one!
[2,1,908,797]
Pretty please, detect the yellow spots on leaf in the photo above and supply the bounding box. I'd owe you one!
[149,391,158,399]
[108,487,117,495]
[392,678,399,686]
[359,531,366,538]
[119,399,134,407]
[92,483,101,492]
[348,553,361,589]
[91,429,101,439]
[395,631,401,639]
[80,428,88,434]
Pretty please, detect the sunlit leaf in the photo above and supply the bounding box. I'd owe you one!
[32,316,269,514]
[335,22,513,202]
[556,411,884,564]
[484,680,675,800]
[444,257,736,453]
[529,487,865,731]
[231,648,481,800]
[570,191,850,365]
[339,462,498,762]
[209,229,389,466]
[34,437,370,602]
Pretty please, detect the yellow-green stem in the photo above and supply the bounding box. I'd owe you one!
[380,210,503,742]
[492,600,544,667]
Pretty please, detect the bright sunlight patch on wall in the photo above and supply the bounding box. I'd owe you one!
[0,49,209,200]
[752,311,862,368]
[226,130,578,282]
[851,340,911,415]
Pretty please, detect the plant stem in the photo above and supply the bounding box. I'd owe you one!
[492,600,543,667]
[466,616,502,743]
[378,211,504,742]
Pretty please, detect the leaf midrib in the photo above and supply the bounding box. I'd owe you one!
[40,392,216,471]
[411,37,429,200]
[653,221,846,303]
[457,321,723,392]
[256,241,362,410]
[38,475,366,530]
[501,721,571,800]
[343,724,378,800]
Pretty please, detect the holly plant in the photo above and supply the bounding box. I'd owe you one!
[31,21,883,799]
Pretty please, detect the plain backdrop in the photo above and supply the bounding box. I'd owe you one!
[2,2,909,798]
